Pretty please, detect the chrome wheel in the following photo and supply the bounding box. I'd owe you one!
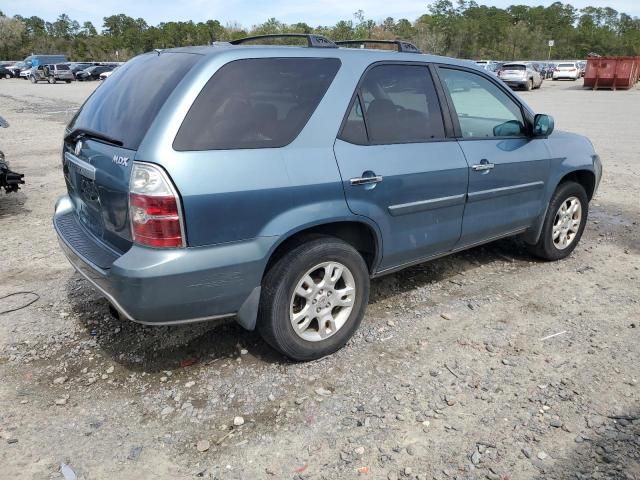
[289,261,356,342]
[552,196,582,249]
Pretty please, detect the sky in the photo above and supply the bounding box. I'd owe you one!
[3,0,640,29]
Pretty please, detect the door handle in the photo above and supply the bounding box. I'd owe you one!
[471,162,495,172]
[350,175,383,186]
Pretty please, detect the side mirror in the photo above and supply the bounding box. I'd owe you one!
[533,114,554,137]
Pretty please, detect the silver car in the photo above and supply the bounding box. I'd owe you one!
[498,62,543,90]
[30,64,75,84]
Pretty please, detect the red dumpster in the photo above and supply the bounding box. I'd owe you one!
[584,56,640,90]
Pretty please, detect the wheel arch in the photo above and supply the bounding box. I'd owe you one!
[263,219,382,279]
[523,167,596,244]
[557,169,596,201]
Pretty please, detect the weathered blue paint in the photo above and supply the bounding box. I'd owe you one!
[53,43,602,328]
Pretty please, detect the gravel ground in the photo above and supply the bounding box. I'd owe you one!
[0,77,638,480]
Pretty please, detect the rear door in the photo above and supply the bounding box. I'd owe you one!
[436,66,551,245]
[63,52,201,252]
[333,63,469,271]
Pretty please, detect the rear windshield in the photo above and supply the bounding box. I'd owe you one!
[558,63,575,68]
[56,64,70,70]
[68,52,201,150]
[174,58,341,151]
[503,64,526,71]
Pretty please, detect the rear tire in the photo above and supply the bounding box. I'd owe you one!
[528,181,588,261]
[525,79,533,91]
[258,237,370,361]
[29,75,36,84]
[48,76,56,84]
[65,80,71,83]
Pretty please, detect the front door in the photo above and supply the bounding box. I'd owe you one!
[437,66,551,246]
[333,63,469,271]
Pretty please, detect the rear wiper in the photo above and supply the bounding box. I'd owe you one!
[65,128,123,147]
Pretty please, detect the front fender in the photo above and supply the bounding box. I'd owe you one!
[523,130,599,244]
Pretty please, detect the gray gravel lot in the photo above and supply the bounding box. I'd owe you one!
[0,77,639,480]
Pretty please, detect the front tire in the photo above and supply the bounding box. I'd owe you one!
[48,76,56,84]
[29,75,36,84]
[258,237,370,361]
[529,181,588,261]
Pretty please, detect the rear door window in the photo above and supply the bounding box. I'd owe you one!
[174,58,341,151]
[68,52,201,150]
[346,64,445,145]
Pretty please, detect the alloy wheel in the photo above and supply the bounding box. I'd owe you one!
[289,261,356,342]
[552,196,582,249]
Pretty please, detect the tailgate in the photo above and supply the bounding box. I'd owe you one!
[63,139,135,253]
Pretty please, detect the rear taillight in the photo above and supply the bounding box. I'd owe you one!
[129,162,185,248]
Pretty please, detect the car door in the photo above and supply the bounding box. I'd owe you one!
[436,66,551,246]
[333,63,469,272]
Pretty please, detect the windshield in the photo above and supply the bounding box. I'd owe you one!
[68,52,201,149]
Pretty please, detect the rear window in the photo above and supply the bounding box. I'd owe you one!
[68,52,200,150]
[503,64,526,71]
[173,58,341,151]
[56,64,70,70]
[558,63,575,68]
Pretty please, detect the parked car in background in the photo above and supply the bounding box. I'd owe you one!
[553,62,581,80]
[76,65,114,81]
[30,64,75,84]
[54,36,602,361]
[0,66,12,79]
[7,61,27,77]
[68,62,97,78]
[540,63,555,79]
[19,68,33,80]
[577,61,586,77]
[99,66,119,80]
[498,62,543,90]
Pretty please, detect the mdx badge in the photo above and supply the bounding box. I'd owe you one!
[112,155,129,167]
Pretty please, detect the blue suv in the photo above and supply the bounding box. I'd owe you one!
[54,35,602,360]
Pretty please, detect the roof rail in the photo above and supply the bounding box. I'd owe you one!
[335,39,422,54]
[229,34,337,49]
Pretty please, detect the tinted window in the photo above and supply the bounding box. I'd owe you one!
[174,58,341,151]
[56,64,70,70]
[68,52,200,150]
[340,95,368,145]
[439,68,525,138]
[503,64,526,71]
[358,64,444,144]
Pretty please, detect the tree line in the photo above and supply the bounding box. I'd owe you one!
[1,1,639,62]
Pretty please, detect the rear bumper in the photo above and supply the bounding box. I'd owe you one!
[502,79,528,87]
[553,73,579,79]
[53,195,269,327]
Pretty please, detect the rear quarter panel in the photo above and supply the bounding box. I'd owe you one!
[135,50,378,248]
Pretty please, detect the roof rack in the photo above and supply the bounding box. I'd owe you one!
[229,34,337,49]
[335,39,422,54]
